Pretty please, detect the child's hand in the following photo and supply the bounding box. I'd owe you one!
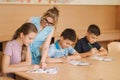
[90,48,98,55]
[39,62,47,69]
[33,65,40,70]
[30,65,39,70]
[62,57,67,63]
[67,55,81,60]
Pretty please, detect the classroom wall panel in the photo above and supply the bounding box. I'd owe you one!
[55,5,117,37]
[116,6,120,29]
[0,4,119,42]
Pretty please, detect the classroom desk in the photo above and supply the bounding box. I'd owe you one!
[0,77,14,80]
[15,53,120,80]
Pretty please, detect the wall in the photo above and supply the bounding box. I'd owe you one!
[0,4,119,42]
[55,5,117,37]
[117,6,120,29]
[71,0,120,5]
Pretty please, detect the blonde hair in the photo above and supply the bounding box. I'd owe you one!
[41,6,59,29]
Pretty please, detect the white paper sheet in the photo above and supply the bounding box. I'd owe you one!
[90,55,113,62]
[27,67,58,74]
[69,60,91,66]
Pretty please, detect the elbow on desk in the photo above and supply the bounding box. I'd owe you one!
[1,68,9,74]
[25,61,32,65]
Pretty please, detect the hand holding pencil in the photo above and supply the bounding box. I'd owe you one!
[88,43,99,55]
[90,48,98,55]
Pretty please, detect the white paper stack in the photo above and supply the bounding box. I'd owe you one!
[27,67,58,74]
[69,60,90,66]
[90,55,113,62]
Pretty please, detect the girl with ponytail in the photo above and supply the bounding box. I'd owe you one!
[2,23,39,78]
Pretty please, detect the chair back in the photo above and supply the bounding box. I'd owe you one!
[107,42,120,53]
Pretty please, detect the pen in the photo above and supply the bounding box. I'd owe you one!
[64,50,68,58]
[88,43,93,48]
[64,53,68,58]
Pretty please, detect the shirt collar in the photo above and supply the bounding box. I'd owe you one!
[55,40,61,49]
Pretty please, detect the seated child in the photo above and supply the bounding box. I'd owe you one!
[2,23,39,78]
[74,24,108,58]
[47,28,81,63]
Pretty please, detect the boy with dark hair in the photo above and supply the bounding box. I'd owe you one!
[74,24,108,58]
[47,28,81,63]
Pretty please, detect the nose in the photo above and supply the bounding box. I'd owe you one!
[66,45,70,48]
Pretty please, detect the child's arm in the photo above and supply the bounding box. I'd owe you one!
[67,52,81,60]
[2,55,39,74]
[80,47,108,57]
[46,57,67,63]
[78,48,97,58]
[97,47,108,56]
[79,52,91,58]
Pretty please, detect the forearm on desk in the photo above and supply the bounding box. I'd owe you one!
[98,47,108,56]
[9,62,31,67]
[79,51,91,58]
[2,65,34,73]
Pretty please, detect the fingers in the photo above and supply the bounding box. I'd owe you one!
[90,48,98,55]
[33,65,39,70]
[62,57,67,63]
[39,62,47,69]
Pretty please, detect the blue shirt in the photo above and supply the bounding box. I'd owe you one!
[48,40,76,58]
[30,17,54,64]
[74,36,101,53]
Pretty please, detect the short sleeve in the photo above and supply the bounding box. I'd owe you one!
[68,46,76,55]
[30,17,41,31]
[74,40,83,53]
[48,44,56,58]
[4,42,12,56]
[48,44,65,58]
[94,42,101,50]
[33,26,54,42]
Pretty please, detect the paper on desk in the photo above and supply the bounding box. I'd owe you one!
[69,60,91,66]
[90,55,113,62]
[27,67,58,74]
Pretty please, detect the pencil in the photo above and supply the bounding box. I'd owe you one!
[88,43,93,48]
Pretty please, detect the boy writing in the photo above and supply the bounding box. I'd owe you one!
[47,28,81,63]
[74,24,108,58]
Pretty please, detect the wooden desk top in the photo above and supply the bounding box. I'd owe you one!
[15,53,120,80]
[0,77,14,80]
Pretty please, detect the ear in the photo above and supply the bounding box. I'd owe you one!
[20,32,24,38]
[86,31,91,36]
[60,36,64,40]
[86,32,89,35]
